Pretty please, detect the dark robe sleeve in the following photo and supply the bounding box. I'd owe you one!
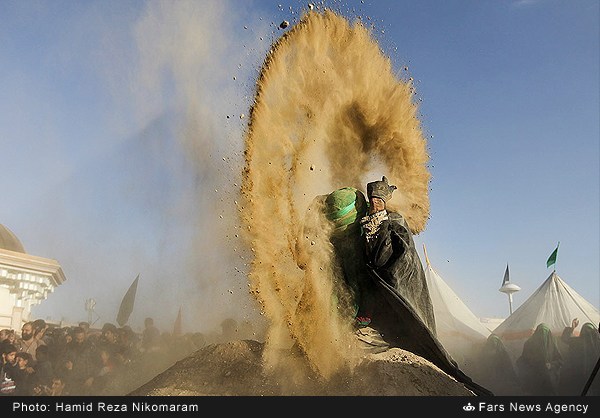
[363,220,400,269]
[363,212,436,334]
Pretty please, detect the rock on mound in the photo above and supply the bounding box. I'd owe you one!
[128,340,475,396]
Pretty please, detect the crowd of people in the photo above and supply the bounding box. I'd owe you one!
[471,319,600,396]
[2,174,598,398]
[0,317,210,396]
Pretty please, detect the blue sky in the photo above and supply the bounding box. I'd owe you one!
[1,0,598,333]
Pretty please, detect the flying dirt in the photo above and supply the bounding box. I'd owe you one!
[240,8,431,383]
[128,7,491,397]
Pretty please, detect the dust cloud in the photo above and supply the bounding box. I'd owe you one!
[128,0,265,334]
[241,9,431,383]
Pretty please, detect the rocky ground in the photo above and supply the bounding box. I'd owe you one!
[126,339,476,396]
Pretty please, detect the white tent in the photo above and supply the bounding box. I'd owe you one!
[493,270,600,360]
[423,245,492,371]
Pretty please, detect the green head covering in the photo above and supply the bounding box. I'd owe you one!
[581,322,598,337]
[324,187,367,232]
[532,323,553,353]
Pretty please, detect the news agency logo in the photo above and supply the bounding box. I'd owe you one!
[463,403,475,412]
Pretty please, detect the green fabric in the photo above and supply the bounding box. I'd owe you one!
[546,244,559,268]
[538,323,552,352]
[326,200,356,220]
[581,322,597,335]
[324,187,367,231]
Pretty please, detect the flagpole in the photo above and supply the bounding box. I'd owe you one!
[505,264,513,315]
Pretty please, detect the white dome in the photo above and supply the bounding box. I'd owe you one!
[0,224,26,253]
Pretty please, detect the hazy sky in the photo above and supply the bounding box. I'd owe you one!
[1,0,598,334]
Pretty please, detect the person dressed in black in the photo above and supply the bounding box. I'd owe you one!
[297,176,492,395]
[31,344,54,395]
[320,187,378,327]
[11,352,35,395]
[360,176,436,334]
[559,319,600,395]
[516,322,563,395]
[1,343,18,396]
[356,176,492,396]
[62,326,98,395]
[293,186,382,358]
[472,333,521,395]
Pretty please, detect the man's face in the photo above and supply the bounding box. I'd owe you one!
[74,332,85,344]
[21,324,33,341]
[369,197,386,214]
[103,330,117,343]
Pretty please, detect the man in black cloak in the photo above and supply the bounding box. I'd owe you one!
[297,177,492,395]
[516,323,563,395]
[356,176,493,396]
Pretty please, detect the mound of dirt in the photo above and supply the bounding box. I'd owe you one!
[128,340,476,396]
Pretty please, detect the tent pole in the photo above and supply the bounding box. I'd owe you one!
[581,326,600,396]
[581,353,600,396]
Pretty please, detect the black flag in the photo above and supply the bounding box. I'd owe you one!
[502,264,510,286]
[116,274,139,326]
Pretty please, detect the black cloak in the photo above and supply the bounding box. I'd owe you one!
[361,210,493,396]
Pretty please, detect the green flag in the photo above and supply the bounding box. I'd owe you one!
[546,243,559,269]
[116,274,139,326]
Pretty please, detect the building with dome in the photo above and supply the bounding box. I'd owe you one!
[0,224,66,330]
